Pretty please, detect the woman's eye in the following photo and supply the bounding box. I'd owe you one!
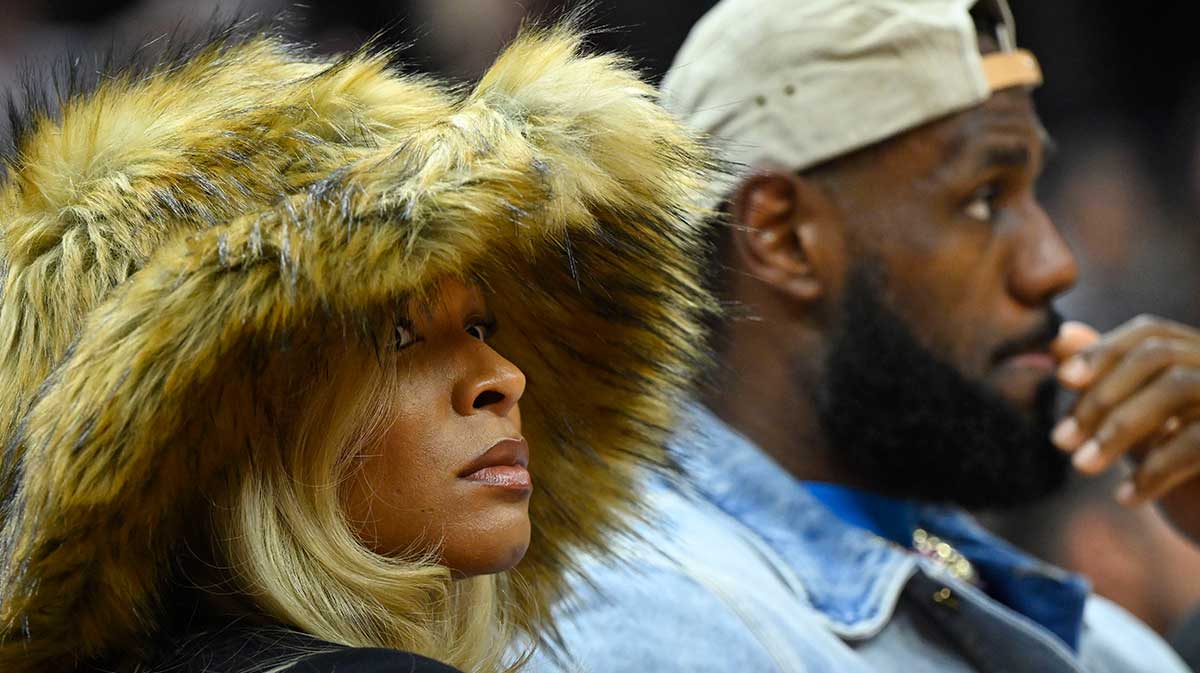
[964,185,998,222]
[394,322,418,350]
[466,319,497,341]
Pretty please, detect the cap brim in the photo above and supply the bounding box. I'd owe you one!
[982,48,1043,92]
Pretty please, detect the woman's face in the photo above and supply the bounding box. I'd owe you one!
[342,279,530,576]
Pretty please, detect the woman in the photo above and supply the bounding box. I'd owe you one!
[0,22,715,672]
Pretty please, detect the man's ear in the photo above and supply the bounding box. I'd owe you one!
[729,169,840,303]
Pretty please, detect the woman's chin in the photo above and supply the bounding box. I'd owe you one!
[442,516,531,578]
[491,538,531,575]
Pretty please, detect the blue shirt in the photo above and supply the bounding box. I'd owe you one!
[803,482,1089,649]
[529,405,1193,673]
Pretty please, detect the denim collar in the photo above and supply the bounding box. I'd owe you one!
[669,404,1091,648]
[803,482,921,546]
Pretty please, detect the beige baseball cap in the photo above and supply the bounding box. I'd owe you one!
[661,0,1043,200]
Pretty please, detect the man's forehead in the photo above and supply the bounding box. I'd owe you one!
[938,89,1048,164]
[812,90,1046,191]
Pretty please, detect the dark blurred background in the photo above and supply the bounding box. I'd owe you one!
[3,0,1199,657]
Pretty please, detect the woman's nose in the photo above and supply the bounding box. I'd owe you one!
[453,346,526,418]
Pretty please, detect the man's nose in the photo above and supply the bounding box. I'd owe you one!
[1007,204,1079,307]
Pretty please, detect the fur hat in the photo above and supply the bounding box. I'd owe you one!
[0,23,715,670]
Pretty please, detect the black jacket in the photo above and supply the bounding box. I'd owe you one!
[144,623,464,673]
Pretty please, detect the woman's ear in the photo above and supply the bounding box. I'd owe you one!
[729,170,841,304]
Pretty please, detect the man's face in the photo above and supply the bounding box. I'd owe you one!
[814,88,1080,507]
[824,88,1077,418]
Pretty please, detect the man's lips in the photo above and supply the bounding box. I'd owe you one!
[1000,350,1057,372]
[992,315,1064,372]
[458,437,532,492]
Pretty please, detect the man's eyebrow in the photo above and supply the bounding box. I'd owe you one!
[939,122,1051,179]
[979,144,1032,170]
[942,133,1037,171]
[977,129,1056,172]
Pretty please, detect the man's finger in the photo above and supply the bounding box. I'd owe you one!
[1119,422,1200,505]
[1067,338,1200,441]
[1060,315,1199,389]
[1072,366,1200,474]
[1051,321,1099,361]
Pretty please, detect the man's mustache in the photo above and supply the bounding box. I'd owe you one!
[992,311,1065,364]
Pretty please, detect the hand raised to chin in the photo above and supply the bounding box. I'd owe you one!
[1051,316,1200,544]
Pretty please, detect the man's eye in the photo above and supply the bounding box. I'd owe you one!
[965,185,998,222]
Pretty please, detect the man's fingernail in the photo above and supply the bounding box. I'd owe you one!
[1115,481,1137,505]
[1061,357,1091,383]
[1052,418,1083,450]
[1072,440,1103,472]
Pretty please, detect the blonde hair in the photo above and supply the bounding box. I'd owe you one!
[206,334,529,672]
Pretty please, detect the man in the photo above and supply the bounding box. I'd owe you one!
[529,1,1200,672]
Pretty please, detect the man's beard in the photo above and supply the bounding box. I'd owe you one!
[815,265,1070,510]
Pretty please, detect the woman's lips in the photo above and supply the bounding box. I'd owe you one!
[464,465,532,490]
[459,437,532,493]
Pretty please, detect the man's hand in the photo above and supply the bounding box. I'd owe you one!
[1051,316,1200,542]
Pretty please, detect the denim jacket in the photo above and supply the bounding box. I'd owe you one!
[530,406,1192,673]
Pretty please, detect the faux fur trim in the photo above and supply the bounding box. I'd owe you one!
[0,25,715,670]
